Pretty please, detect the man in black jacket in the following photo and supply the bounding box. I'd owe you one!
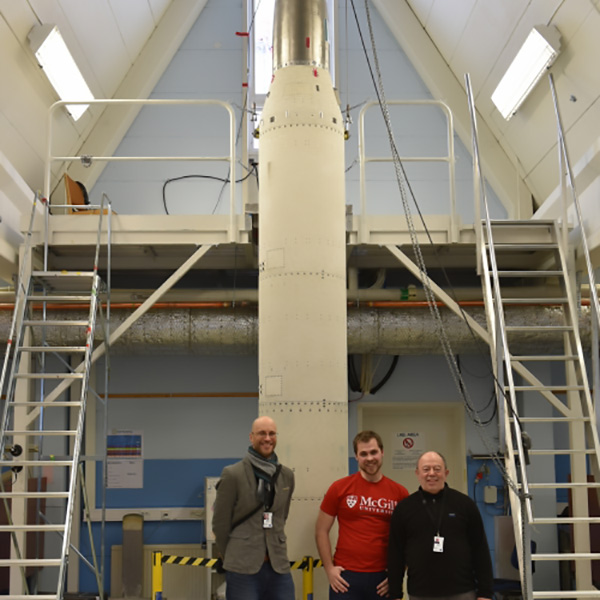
[388,451,493,600]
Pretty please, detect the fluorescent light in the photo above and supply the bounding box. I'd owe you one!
[492,25,561,120]
[28,24,94,121]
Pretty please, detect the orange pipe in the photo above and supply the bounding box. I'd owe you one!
[0,301,246,311]
[0,299,591,311]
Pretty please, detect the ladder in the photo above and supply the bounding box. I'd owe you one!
[481,217,600,599]
[0,199,103,598]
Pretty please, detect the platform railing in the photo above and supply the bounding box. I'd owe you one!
[357,99,457,243]
[45,98,238,241]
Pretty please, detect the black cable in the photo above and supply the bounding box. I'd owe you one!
[161,167,257,215]
[347,354,399,394]
[348,355,361,392]
[370,355,399,394]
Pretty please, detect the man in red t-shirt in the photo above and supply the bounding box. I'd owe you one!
[316,430,409,599]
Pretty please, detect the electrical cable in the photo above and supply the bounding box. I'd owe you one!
[347,354,399,395]
[370,355,399,394]
[161,166,257,215]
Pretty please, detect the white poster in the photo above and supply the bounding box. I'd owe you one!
[391,431,423,470]
[107,429,143,488]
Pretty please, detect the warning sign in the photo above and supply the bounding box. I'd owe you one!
[392,431,423,470]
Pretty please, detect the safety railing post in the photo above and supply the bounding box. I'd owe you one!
[151,551,163,600]
[302,555,314,600]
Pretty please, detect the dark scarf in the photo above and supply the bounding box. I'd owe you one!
[247,446,281,510]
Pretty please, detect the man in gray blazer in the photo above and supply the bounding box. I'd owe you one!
[212,415,295,600]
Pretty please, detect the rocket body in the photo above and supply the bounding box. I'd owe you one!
[258,0,348,577]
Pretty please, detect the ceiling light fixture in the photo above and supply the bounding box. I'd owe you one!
[491,25,561,120]
[28,24,94,121]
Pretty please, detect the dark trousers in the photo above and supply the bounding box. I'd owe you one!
[225,561,294,600]
[329,570,387,600]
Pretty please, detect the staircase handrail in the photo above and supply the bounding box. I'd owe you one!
[547,72,600,333]
[464,74,534,598]
[0,195,42,451]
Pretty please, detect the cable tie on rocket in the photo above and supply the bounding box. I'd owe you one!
[235,31,250,37]
[306,37,310,48]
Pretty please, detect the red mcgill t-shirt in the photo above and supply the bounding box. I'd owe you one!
[320,472,409,572]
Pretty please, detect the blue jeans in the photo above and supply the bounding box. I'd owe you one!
[225,561,295,600]
[329,570,387,600]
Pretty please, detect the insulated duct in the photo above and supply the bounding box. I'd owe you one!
[0,305,591,356]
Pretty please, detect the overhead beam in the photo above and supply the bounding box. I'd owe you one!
[372,0,532,218]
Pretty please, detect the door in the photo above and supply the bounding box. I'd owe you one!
[358,402,467,494]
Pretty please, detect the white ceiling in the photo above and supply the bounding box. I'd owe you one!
[1,0,600,219]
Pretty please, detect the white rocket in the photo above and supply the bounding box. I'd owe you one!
[258,0,349,577]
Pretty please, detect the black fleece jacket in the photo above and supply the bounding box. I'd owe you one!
[388,484,493,599]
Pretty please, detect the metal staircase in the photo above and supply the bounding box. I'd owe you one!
[0,198,107,599]
[481,217,600,599]
[464,74,600,599]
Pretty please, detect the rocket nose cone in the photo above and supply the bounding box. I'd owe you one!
[273,0,330,72]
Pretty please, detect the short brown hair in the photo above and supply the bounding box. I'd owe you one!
[353,430,383,454]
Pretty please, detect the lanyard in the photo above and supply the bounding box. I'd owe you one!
[420,489,446,536]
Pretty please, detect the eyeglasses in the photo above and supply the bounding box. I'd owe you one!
[252,430,278,438]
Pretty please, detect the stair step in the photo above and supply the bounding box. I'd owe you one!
[532,592,600,599]
[516,417,591,423]
[0,459,73,467]
[502,298,568,305]
[505,325,573,332]
[23,320,88,327]
[32,271,95,278]
[19,346,87,353]
[15,373,84,380]
[0,559,62,567]
[0,524,65,532]
[490,243,558,250]
[511,385,585,392]
[533,517,600,524]
[10,401,82,407]
[529,482,600,488]
[7,430,77,436]
[0,491,69,499]
[0,595,60,599]
[28,295,92,302]
[511,355,578,362]
[533,552,600,560]
[497,270,562,277]
[2,594,61,600]
[528,449,594,456]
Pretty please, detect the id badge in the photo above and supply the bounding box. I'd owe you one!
[263,511,273,528]
[433,535,444,553]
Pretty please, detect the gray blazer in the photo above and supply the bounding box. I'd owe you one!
[212,455,295,574]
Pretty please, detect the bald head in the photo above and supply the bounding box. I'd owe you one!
[415,451,449,495]
[250,416,278,458]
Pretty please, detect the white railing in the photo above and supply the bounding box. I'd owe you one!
[357,99,457,243]
[45,98,238,241]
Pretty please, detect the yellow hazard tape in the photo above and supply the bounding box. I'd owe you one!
[161,555,323,570]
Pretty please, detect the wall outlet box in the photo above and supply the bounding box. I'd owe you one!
[484,485,497,504]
